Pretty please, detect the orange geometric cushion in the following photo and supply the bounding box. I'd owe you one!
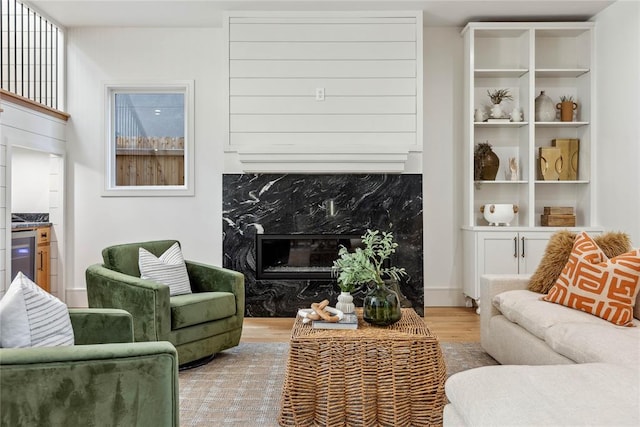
[543,231,640,326]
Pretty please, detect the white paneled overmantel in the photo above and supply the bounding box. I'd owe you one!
[224,11,423,173]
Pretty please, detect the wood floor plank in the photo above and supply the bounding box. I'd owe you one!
[241,307,479,343]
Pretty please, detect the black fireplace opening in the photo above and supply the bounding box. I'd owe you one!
[256,234,364,280]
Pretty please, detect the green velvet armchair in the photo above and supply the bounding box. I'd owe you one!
[0,308,179,427]
[85,240,245,366]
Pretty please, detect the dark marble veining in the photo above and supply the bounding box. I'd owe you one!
[11,213,51,229]
[223,174,423,317]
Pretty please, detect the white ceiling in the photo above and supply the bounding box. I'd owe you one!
[27,0,616,28]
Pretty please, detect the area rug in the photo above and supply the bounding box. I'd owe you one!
[179,342,497,426]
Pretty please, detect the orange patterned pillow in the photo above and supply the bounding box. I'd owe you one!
[543,231,640,326]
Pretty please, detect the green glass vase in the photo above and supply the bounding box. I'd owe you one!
[363,281,402,326]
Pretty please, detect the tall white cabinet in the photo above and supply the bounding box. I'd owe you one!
[461,22,602,306]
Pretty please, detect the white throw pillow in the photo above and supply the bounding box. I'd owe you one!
[0,272,74,348]
[138,242,192,296]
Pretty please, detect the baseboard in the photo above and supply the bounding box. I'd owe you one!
[65,288,88,308]
[424,287,467,307]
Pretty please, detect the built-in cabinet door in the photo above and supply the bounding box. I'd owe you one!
[35,227,50,293]
[518,231,554,274]
[478,232,520,275]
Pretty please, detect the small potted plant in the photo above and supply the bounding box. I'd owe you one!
[556,95,577,122]
[332,229,406,325]
[487,88,513,118]
[474,141,500,181]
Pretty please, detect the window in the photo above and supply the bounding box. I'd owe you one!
[104,81,194,196]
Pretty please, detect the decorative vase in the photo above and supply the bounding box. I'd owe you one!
[335,291,355,314]
[535,91,556,122]
[363,281,402,326]
[510,106,522,122]
[556,101,577,122]
[480,149,500,180]
[490,103,503,119]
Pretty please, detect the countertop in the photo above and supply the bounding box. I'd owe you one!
[10,213,51,230]
[12,222,52,230]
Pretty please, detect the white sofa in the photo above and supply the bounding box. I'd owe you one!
[480,274,640,366]
[444,274,640,426]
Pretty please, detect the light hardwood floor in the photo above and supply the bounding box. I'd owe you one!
[241,307,480,343]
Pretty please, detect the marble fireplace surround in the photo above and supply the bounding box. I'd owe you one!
[223,174,423,317]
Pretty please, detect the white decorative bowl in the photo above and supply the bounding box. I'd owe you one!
[481,204,519,226]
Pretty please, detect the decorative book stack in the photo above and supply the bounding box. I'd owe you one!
[541,206,576,226]
[312,312,358,330]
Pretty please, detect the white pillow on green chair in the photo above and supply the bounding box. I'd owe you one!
[138,242,192,296]
[0,272,74,348]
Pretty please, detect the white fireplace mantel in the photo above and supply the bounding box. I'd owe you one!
[224,11,423,174]
[236,144,411,173]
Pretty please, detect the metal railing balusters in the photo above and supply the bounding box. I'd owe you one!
[1,0,60,109]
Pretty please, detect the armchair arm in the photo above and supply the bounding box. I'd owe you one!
[480,274,531,347]
[0,341,178,427]
[69,308,134,345]
[85,264,171,342]
[186,261,245,318]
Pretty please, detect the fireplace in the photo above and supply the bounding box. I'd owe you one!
[223,173,423,317]
[256,234,362,280]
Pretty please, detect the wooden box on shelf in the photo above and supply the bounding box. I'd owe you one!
[543,206,574,215]
[542,206,575,226]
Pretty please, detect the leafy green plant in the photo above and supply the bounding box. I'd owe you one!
[331,229,406,292]
[560,95,574,102]
[487,88,513,104]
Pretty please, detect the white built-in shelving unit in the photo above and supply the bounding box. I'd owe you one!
[461,22,602,305]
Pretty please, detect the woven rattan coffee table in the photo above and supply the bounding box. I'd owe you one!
[278,308,447,426]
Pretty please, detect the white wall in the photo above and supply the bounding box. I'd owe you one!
[594,1,640,246]
[64,16,638,307]
[423,26,466,306]
[65,27,225,305]
[64,25,465,306]
[11,147,51,212]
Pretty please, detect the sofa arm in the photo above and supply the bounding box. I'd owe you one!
[480,274,531,347]
[85,264,171,342]
[69,308,134,345]
[0,341,178,427]
[186,261,245,316]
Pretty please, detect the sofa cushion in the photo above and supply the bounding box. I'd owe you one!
[528,230,632,294]
[139,242,192,296]
[445,363,639,427]
[545,320,640,366]
[493,289,605,341]
[0,272,74,348]
[543,232,640,326]
[170,292,236,329]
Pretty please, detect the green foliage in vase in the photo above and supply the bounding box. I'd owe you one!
[487,88,513,104]
[560,95,574,102]
[331,229,406,292]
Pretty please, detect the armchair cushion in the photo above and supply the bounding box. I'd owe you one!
[170,292,236,329]
[0,272,73,348]
[102,239,178,277]
[139,242,192,296]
